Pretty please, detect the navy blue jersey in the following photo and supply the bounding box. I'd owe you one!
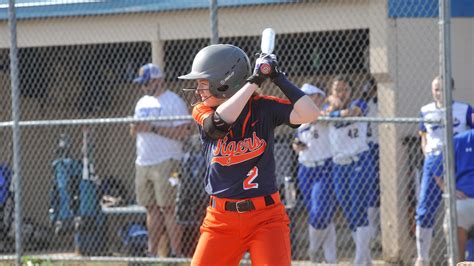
[192,95,294,199]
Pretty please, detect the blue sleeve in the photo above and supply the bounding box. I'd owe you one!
[350,99,368,116]
[419,111,427,133]
[466,104,473,128]
[453,135,461,179]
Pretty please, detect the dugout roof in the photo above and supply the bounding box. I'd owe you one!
[0,0,296,20]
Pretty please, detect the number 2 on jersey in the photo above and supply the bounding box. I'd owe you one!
[243,166,259,190]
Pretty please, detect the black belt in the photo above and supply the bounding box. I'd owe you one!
[211,195,276,213]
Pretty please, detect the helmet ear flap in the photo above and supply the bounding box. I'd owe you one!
[216,85,229,92]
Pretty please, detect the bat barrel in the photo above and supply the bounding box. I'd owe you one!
[261,28,275,55]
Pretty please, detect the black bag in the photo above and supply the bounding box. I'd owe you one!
[176,135,208,225]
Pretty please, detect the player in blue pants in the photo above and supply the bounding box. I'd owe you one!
[415,76,473,265]
[292,84,336,263]
[435,129,474,263]
[325,76,373,264]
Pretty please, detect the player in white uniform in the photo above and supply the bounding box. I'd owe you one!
[324,76,373,265]
[415,76,473,265]
[292,84,336,263]
[362,77,381,241]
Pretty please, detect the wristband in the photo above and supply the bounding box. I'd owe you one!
[272,74,306,104]
[329,110,341,117]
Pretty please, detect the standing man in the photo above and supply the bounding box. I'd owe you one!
[130,63,190,257]
[292,83,337,263]
[324,75,373,265]
[415,76,473,265]
[435,129,474,263]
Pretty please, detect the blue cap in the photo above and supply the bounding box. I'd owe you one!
[133,63,164,84]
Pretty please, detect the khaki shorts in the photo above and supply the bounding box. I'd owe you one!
[135,159,179,207]
[456,198,474,230]
[444,197,474,231]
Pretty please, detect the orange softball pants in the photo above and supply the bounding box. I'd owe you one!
[191,192,291,266]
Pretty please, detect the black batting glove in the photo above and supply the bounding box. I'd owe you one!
[246,54,282,86]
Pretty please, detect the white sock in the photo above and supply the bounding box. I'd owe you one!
[354,226,372,265]
[308,225,327,262]
[322,223,337,263]
[416,225,433,261]
[368,207,380,239]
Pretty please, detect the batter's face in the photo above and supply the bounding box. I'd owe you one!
[196,79,226,107]
[331,80,351,105]
[431,78,442,104]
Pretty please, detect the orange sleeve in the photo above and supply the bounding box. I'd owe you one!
[192,103,214,126]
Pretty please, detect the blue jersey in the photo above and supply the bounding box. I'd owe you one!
[454,129,474,197]
[193,95,294,199]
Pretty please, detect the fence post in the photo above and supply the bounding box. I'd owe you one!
[209,0,218,44]
[7,0,24,265]
[439,0,458,265]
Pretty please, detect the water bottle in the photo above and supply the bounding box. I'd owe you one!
[284,176,296,209]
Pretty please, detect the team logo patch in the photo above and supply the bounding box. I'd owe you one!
[211,132,267,166]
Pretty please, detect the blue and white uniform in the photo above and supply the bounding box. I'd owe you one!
[453,129,474,261]
[415,101,473,262]
[416,101,473,228]
[328,98,373,264]
[296,122,335,229]
[329,99,370,230]
[452,128,474,227]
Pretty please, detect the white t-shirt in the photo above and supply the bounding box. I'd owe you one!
[134,90,189,166]
[296,122,332,163]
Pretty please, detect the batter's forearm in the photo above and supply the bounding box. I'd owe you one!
[215,83,258,124]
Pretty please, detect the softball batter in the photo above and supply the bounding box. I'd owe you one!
[179,44,319,266]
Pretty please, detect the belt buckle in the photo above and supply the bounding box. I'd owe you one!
[235,200,250,213]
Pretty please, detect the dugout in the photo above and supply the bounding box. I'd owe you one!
[0,0,473,263]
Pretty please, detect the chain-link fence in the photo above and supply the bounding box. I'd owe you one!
[1,0,473,265]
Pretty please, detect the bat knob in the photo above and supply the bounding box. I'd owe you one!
[259,62,272,75]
